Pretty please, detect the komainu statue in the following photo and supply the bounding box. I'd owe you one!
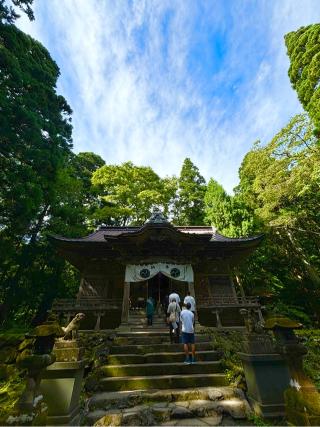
[62,313,85,340]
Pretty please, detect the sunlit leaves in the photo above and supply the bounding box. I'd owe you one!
[285,24,320,132]
[92,161,175,225]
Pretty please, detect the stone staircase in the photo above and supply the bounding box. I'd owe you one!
[85,311,251,426]
[126,310,169,332]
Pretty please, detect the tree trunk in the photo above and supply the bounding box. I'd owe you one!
[29,204,50,244]
[286,229,320,287]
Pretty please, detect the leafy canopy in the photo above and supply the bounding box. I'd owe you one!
[172,158,206,225]
[0,0,34,24]
[92,161,176,226]
[285,24,320,132]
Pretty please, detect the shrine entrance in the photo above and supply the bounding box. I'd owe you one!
[147,273,170,307]
[129,273,189,311]
[125,263,193,320]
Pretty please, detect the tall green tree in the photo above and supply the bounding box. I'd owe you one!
[236,114,320,319]
[204,179,232,232]
[91,161,175,226]
[0,23,82,322]
[172,158,206,225]
[285,24,320,133]
[0,24,73,242]
[204,179,256,237]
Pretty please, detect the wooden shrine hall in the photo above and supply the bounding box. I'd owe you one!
[51,209,263,330]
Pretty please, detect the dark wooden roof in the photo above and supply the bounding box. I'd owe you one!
[51,225,262,244]
[50,210,263,268]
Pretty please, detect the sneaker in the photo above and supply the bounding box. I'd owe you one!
[184,358,191,364]
[191,357,196,364]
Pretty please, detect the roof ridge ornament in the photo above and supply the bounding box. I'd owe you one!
[146,207,169,224]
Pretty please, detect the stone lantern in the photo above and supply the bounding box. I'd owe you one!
[265,316,320,426]
[15,313,64,419]
[40,313,86,425]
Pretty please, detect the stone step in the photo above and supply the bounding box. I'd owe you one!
[128,320,166,325]
[114,334,211,345]
[129,328,169,333]
[98,373,228,392]
[87,403,249,427]
[108,350,221,365]
[117,331,169,338]
[101,361,222,377]
[87,386,238,411]
[87,394,250,425]
[128,317,166,324]
[129,314,165,318]
[110,341,214,354]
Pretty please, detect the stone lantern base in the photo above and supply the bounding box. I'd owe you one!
[239,353,290,417]
[40,340,85,425]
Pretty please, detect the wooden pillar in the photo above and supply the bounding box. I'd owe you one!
[188,282,195,297]
[121,282,130,324]
[94,313,101,331]
[235,275,246,299]
[214,310,222,328]
[256,308,264,322]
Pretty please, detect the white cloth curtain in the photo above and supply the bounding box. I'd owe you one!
[125,263,194,283]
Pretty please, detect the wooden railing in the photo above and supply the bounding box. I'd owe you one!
[197,295,259,308]
[52,298,122,313]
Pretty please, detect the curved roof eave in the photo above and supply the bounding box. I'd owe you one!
[49,227,264,247]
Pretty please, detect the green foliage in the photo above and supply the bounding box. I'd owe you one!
[235,114,320,319]
[0,332,25,425]
[0,25,94,323]
[0,23,72,241]
[209,330,246,389]
[92,161,176,225]
[285,24,320,131]
[266,301,312,326]
[247,413,274,426]
[172,158,206,225]
[296,329,320,391]
[204,179,256,237]
[0,0,34,24]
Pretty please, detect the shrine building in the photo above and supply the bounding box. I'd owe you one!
[51,210,263,330]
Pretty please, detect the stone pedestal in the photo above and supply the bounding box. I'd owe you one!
[40,340,85,425]
[239,352,290,417]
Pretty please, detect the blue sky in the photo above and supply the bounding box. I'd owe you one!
[18,0,320,193]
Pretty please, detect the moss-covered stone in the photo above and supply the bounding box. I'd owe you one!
[94,412,122,426]
[296,329,320,391]
[18,339,34,352]
[32,322,64,338]
[0,347,18,364]
[264,317,302,329]
[16,352,55,370]
[285,387,320,426]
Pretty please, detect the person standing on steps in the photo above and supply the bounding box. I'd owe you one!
[184,291,196,327]
[169,291,180,305]
[180,302,196,364]
[167,298,181,343]
[146,297,154,326]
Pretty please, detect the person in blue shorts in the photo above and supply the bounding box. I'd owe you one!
[180,302,196,364]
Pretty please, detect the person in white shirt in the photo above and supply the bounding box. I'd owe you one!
[169,292,180,304]
[167,298,181,343]
[184,291,196,326]
[180,302,196,364]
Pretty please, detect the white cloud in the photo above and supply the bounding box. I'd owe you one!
[18,0,320,193]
